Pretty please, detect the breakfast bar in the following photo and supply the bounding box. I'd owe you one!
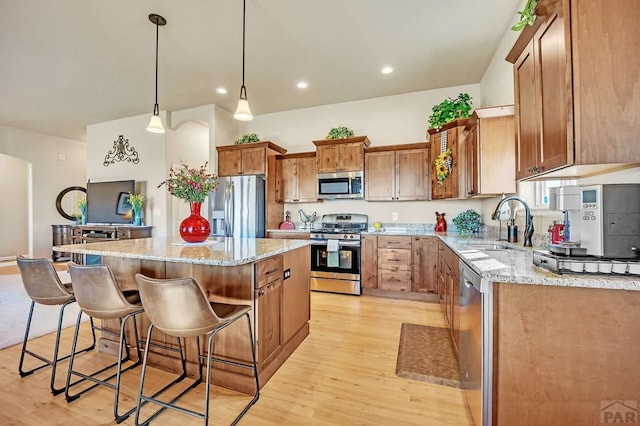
[54,237,311,394]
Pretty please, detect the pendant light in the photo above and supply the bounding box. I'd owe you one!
[147,13,167,133]
[234,0,253,121]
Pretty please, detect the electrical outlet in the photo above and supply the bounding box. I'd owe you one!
[283,268,291,280]
[58,154,66,161]
[392,212,398,221]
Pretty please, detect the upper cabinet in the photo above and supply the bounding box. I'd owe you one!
[464,106,516,197]
[217,142,287,177]
[506,0,640,180]
[275,152,318,203]
[428,119,468,200]
[364,143,430,201]
[312,136,371,173]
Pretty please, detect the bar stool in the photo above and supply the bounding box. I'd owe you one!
[65,263,148,423]
[16,255,96,395]
[134,273,260,426]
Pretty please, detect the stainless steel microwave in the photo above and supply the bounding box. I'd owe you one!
[317,171,364,199]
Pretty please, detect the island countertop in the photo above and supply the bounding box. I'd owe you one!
[54,236,310,266]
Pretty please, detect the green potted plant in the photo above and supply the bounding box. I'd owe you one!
[427,93,473,131]
[235,133,261,144]
[326,125,354,140]
[452,209,481,235]
[511,0,538,31]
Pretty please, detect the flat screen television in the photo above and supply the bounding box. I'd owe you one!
[86,179,135,224]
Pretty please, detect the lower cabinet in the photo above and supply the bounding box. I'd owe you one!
[361,234,438,294]
[255,278,281,364]
[437,240,460,355]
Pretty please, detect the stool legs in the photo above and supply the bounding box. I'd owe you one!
[135,312,260,426]
[65,309,144,423]
[18,299,96,395]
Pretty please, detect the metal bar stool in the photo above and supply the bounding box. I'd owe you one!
[16,255,97,396]
[64,262,184,424]
[134,273,260,426]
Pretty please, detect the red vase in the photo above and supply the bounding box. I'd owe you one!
[179,202,211,243]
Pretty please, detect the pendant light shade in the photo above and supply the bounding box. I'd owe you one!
[234,0,253,121]
[147,13,167,133]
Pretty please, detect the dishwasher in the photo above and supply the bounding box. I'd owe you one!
[459,260,492,426]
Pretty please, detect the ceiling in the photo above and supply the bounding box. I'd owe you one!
[0,0,522,142]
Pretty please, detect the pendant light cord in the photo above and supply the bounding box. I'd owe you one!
[153,19,160,115]
[240,0,247,100]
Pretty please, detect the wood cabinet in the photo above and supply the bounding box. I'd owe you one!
[255,256,283,364]
[362,234,438,294]
[312,136,371,173]
[412,237,437,293]
[217,141,287,177]
[437,240,459,355]
[281,246,310,344]
[464,106,516,197]
[360,234,378,289]
[428,119,468,200]
[275,152,317,203]
[364,143,430,201]
[377,235,412,291]
[506,0,640,180]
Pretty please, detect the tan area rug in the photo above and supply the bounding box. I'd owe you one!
[395,323,461,388]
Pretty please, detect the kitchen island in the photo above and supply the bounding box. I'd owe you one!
[54,236,311,394]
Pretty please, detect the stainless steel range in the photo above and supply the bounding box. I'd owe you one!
[310,213,368,295]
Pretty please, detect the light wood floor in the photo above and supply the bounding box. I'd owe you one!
[0,292,472,425]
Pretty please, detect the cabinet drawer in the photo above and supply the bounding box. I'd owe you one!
[377,235,412,249]
[378,270,411,291]
[255,256,283,288]
[378,249,411,270]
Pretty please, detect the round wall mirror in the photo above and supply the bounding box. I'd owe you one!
[55,186,86,221]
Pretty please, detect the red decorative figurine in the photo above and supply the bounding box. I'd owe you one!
[435,211,447,232]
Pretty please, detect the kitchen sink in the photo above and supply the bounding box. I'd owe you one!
[463,243,516,251]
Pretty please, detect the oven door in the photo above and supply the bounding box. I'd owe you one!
[310,241,360,274]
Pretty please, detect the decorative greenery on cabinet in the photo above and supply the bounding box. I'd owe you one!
[235,133,261,144]
[325,125,354,140]
[427,93,473,131]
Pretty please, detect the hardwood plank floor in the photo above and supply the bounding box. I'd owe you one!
[0,292,472,425]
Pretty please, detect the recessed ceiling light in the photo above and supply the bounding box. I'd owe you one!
[381,66,394,74]
[216,87,228,94]
[296,81,309,89]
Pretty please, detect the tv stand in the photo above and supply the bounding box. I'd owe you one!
[72,224,152,243]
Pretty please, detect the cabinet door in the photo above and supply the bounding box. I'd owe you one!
[282,246,310,344]
[241,147,267,175]
[465,125,479,197]
[257,279,282,364]
[514,42,539,180]
[430,128,459,199]
[412,237,437,293]
[361,234,378,289]
[337,143,364,171]
[316,145,337,173]
[296,157,318,202]
[396,148,429,200]
[277,158,298,202]
[536,9,571,174]
[364,151,395,200]
[218,150,242,177]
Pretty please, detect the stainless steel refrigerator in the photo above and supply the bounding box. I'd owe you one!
[208,175,266,238]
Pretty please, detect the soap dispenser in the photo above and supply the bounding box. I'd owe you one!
[507,219,518,243]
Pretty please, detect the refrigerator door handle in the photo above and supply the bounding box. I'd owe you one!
[224,180,233,237]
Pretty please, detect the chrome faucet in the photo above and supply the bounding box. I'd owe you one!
[491,196,534,247]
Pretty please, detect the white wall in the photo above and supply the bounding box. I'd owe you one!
[0,125,86,258]
[0,154,29,258]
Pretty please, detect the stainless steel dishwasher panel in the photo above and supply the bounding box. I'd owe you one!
[459,260,492,426]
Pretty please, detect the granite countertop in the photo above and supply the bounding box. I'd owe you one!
[437,234,640,292]
[54,237,310,266]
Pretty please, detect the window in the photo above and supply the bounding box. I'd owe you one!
[533,179,577,209]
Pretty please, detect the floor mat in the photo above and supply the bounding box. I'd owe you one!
[395,323,461,388]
